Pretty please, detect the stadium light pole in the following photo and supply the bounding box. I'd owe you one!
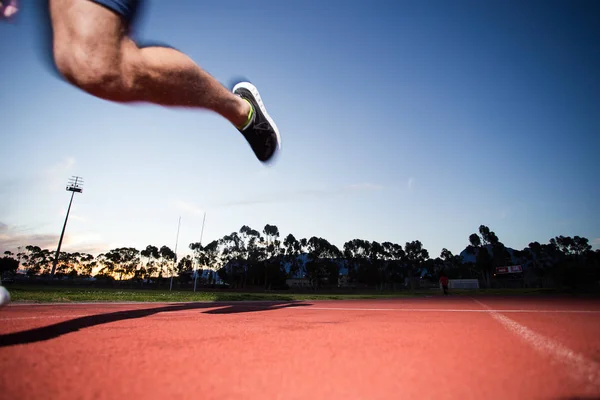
[50,176,83,277]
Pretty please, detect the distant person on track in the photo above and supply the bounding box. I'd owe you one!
[439,273,449,296]
[32,0,281,163]
[0,0,18,19]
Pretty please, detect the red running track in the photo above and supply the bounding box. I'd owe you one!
[1,296,600,400]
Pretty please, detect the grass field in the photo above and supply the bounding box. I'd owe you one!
[2,285,565,303]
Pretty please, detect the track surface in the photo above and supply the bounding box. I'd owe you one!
[1,296,600,399]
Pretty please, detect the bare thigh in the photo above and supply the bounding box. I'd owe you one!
[49,0,128,78]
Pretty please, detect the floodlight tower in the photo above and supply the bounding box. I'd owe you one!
[50,176,83,277]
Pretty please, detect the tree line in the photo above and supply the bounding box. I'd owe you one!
[1,224,598,290]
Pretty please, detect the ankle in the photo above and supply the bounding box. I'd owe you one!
[235,97,253,130]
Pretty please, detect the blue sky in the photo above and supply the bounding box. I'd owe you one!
[1,0,599,259]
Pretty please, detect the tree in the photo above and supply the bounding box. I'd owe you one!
[237,225,264,286]
[263,224,280,259]
[55,252,93,278]
[239,225,262,262]
[468,234,481,249]
[440,248,454,273]
[381,242,405,288]
[440,248,469,279]
[466,226,499,287]
[76,253,96,277]
[475,246,492,286]
[190,240,221,285]
[404,240,429,288]
[219,232,245,288]
[175,255,194,283]
[344,239,373,286]
[527,241,562,278]
[283,233,303,278]
[306,237,341,289]
[551,235,592,257]
[159,246,176,279]
[220,232,243,263]
[97,247,140,281]
[189,241,206,270]
[120,248,140,279]
[478,225,499,248]
[141,245,160,278]
[97,250,117,278]
[21,246,53,276]
[548,236,596,289]
[370,241,385,288]
[571,236,592,256]
[55,251,86,277]
[203,240,221,284]
[0,255,19,284]
[262,224,281,289]
[440,248,453,262]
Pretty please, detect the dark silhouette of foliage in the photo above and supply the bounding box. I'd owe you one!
[2,223,597,291]
[0,253,19,283]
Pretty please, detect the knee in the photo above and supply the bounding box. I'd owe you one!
[53,43,132,101]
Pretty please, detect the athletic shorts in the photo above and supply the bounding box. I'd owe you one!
[86,0,172,50]
[90,0,141,25]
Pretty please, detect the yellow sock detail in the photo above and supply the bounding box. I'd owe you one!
[238,99,254,130]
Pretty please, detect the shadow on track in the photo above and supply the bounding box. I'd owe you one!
[555,397,600,400]
[0,301,311,348]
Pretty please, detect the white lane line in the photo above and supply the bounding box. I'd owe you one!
[472,298,600,392]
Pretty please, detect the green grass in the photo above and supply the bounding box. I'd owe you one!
[3,285,565,303]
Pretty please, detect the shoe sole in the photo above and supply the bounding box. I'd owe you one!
[233,82,281,152]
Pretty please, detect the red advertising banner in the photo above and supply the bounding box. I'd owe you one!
[508,265,523,273]
[496,265,522,274]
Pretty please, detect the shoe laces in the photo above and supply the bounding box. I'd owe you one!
[252,120,272,133]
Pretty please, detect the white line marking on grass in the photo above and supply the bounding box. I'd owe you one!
[6,300,303,307]
[471,297,600,392]
[291,307,600,313]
